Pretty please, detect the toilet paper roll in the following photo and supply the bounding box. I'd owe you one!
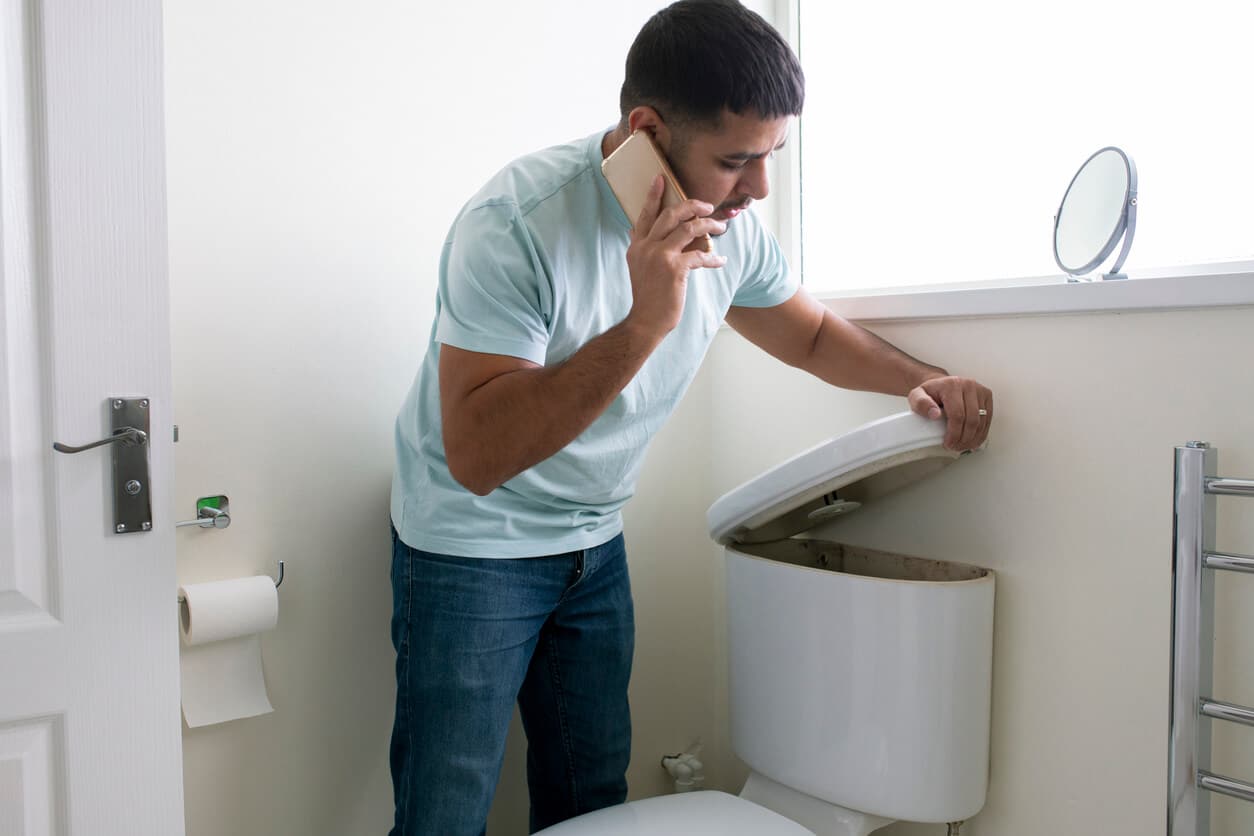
[178,575,278,728]
[179,575,278,645]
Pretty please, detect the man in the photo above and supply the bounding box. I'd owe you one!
[388,1,993,834]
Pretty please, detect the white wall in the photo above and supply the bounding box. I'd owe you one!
[163,2,756,834]
[705,303,1254,836]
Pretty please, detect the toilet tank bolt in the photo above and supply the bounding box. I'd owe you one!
[947,823,963,835]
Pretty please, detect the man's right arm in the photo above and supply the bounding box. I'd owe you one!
[440,321,658,496]
[441,176,726,496]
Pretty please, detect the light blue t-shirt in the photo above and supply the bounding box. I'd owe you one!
[391,129,798,557]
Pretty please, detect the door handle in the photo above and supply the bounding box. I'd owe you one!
[52,398,152,534]
[53,427,148,454]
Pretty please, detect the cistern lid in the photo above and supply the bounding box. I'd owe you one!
[707,411,970,546]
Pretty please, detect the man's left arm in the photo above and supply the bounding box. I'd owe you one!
[724,288,993,451]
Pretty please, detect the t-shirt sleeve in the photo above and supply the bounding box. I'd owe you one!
[729,209,800,309]
[435,202,551,365]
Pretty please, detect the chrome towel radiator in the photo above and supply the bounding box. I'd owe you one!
[1170,441,1254,835]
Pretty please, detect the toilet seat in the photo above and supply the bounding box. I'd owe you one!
[532,790,813,835]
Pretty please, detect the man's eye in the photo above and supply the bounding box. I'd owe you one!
[721,160,747,171]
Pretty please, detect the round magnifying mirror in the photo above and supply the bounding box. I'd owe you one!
[1053,147,1138,281]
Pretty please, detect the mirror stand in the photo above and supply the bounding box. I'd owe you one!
[1097,192,1137,281]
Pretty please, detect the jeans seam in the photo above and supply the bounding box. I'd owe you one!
[554,552,586,606]
[545,631,580,814]
[400,543,415,832]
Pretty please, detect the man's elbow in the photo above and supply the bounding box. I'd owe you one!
[445,447,499,497]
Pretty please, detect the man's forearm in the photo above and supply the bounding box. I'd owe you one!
[803,310,946,396]
[443,319,663,495]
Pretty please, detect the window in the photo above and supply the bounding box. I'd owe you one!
[794,0,1254,292]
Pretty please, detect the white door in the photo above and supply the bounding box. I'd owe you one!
[0,1,185,834]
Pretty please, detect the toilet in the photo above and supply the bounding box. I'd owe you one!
[538,411,995,836]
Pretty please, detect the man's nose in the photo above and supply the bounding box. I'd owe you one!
[739,158,770,200]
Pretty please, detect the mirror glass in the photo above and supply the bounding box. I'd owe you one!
[1053,147,1137,280]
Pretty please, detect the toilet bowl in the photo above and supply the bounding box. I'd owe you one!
[535,789,812,835]
[536,412,995,836]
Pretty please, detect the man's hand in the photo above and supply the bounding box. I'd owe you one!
[722,291,993,451]
[623,175,727,339]
[907,376,994,451]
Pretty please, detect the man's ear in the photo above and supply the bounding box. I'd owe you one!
[627,106,673,151]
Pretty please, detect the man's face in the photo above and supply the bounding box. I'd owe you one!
[664,110,791,230]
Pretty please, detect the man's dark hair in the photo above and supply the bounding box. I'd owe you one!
[619,0,805,129]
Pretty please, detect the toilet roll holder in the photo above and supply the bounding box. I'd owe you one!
[176,561,284,604]
[175,494,285,601]
[175,493,285,604]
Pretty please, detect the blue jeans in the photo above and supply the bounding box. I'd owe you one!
[388,527,634,835]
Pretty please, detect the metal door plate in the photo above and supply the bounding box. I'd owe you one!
[111,397,151,534]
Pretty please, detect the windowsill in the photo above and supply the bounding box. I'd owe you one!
[808,260,1254,322]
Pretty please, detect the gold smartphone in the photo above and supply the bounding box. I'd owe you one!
[601,130,713,254]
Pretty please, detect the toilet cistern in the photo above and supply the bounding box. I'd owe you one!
[709,411,995,834]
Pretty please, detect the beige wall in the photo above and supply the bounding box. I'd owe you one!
[703,304,1254,835]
